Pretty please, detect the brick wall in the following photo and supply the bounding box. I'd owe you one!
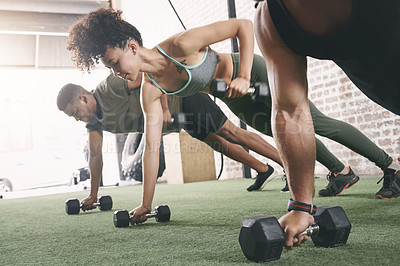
[307,59,400,176]
[122,0,400,178]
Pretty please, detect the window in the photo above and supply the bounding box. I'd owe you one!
[0,0,110,68]
[38,35,75,68]
[0,34,36,67]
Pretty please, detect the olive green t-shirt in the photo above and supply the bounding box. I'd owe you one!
[86,74,182,133]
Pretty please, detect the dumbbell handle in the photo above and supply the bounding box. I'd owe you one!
[211,79,264,98]
[246,87,256,95]
[145,211,158,218]
[79,201,101,208]
[227,86,257,96]
[127,211,158,219]
[298,224,320,236]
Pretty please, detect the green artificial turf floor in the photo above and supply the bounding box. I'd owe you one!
[0,177,399,265]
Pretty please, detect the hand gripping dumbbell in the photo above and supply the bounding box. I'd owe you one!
[113,205,171,227]
[65,195,113,215]
[238,206,352,262]
[210,78,270,102]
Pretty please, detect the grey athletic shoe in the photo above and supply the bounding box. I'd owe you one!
[318,167,360,197]
[247,165,277,191]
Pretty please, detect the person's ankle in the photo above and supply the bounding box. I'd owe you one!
[335,166,349,175]
[388,159,400,170]
[257,164,270,174]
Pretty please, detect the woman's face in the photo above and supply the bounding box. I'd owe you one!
[102,42,140,82]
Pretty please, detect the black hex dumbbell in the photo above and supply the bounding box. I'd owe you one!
[210,78,270,102]
[239,206,352,262]
[113,205,171,228]
[169,112,186,130]
[65,195,113,215]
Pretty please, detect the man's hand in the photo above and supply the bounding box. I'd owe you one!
[130,205,151,225]
[80,195,97,211]
[227,76,250,98]
[278,210,315,249]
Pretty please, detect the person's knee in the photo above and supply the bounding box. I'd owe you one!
[218,126,242,144]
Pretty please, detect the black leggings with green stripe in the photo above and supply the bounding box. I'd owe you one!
[222,53,392,172]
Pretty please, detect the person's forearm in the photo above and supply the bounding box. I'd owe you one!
[141,144,160,209]
[237,19,254,80]
[88,153,103,198]
[272,104,315,204]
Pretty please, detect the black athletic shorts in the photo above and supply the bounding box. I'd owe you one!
[268,0,400,115]
[181,92,227,141]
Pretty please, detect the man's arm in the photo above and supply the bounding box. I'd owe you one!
[254,3,315,248]
[81,129,103,210]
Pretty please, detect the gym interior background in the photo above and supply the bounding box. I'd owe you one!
[1,0,399,197]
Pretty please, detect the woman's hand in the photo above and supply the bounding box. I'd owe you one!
[129,205,151,225]
[227,76,251,98]
[80,195,97,211]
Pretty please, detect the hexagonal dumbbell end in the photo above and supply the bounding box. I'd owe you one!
[98,195,113,211]
[251,82,270,102]
[311,206,351,247]
[210,79,228,98]
[65,199,81,215]
[239,216,285,262]
[113,210,131,228]
[153,205,171,222]
[170,113,186,130]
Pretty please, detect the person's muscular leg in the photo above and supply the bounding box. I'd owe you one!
[215,119,283,191]
[310,101,393,170]
[203,132,269,173]
[216,119,283,167]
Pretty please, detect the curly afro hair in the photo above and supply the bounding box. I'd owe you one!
[67,8,143,72]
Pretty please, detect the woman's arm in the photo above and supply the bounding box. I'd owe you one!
[130,80,164,222]
[172,19,254,97]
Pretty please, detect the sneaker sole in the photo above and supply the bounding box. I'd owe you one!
[375,194,400,199]
[256,170,279,191]
[318,175,360,197]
